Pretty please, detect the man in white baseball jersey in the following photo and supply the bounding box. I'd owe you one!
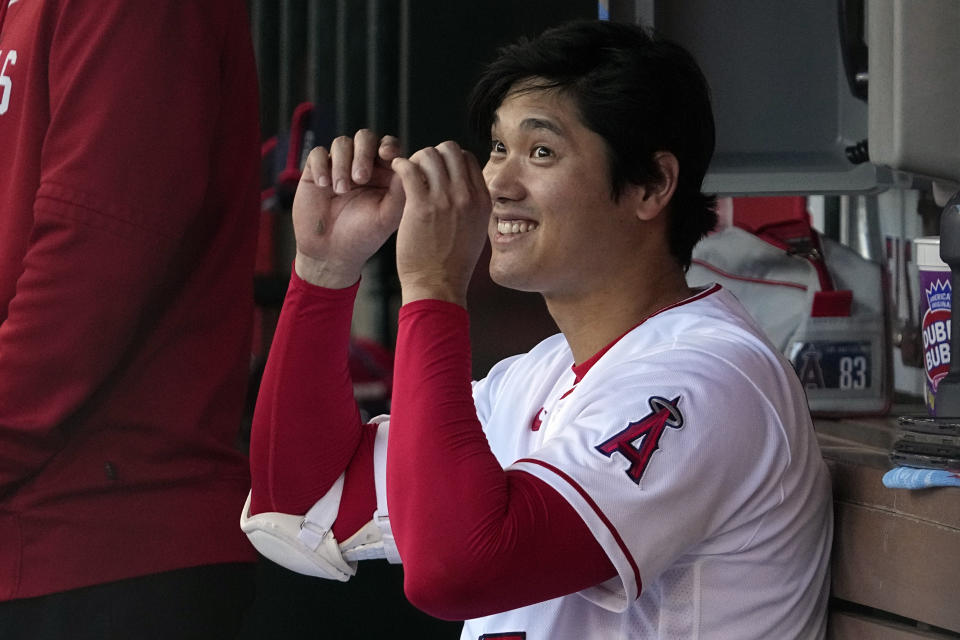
[244,20,833,639]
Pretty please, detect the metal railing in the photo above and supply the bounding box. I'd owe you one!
[248,0,403,145]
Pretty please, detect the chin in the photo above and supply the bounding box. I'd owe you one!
[488,259,511,286]
[489,263,538,293]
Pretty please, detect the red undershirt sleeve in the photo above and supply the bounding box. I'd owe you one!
[388,299,616,621]
[248,270,376,539]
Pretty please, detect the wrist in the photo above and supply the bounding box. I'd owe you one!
[400,275,468,308]
[294,253,361,289]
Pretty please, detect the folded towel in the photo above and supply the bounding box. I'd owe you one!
[882,466,960,489]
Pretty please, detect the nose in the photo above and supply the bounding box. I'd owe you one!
[483,156,525,202]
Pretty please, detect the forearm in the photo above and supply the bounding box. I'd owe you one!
[248,269,365,515]
[388,300,615,620]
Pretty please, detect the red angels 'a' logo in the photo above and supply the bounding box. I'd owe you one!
[595,396,683,484]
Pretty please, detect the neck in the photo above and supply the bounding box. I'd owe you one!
[545,265,693,366]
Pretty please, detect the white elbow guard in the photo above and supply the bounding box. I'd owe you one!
[240,417,400,580]
[240,473,356,581]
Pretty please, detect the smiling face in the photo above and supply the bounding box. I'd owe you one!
[482,83,652,301]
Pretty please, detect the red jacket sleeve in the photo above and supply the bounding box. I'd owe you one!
[388,300,616,620]
[0,1,248,496]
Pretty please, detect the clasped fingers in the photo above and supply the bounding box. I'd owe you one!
[303,130,404,193]
[392,141,491,220]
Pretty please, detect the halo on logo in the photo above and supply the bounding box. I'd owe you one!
[648,396,683,428]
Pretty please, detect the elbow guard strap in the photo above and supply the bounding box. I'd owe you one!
[370,416,402,564]
[334,416,401,564]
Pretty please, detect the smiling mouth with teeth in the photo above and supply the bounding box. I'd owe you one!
[496,219,539,235]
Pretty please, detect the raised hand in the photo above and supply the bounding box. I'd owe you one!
[292,130,406,288]
[392,141,492,307]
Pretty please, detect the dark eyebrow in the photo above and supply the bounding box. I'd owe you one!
[490,115,565,137]
[519,117,564,136]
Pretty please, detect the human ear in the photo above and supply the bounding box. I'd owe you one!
[635,151,678,221]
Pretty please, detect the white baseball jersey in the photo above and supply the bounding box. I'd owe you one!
[384,284,832,639]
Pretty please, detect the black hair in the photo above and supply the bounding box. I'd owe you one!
[468,20,717,269]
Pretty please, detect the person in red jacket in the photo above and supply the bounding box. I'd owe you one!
[0,1,261,637]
